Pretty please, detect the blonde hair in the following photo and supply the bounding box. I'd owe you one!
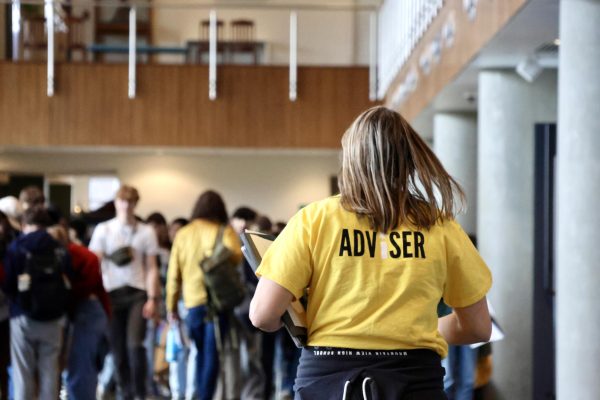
[338,106,464,232]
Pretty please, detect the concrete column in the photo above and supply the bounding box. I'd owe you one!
[433,113,477,235]
[478,70,557,400]
[556,1,600,399]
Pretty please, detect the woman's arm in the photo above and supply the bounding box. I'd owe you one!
[250,277,294,332]
[438,296,492,345]
[165,240,183,320]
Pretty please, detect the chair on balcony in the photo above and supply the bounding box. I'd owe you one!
[231,19,255,41]
[93,0,153,62]
[230,19,259,64]
[187,19,224,63]
[199,18,224,41]
[22,16,47,61]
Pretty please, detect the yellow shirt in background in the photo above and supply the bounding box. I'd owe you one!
[256,196,492,357]
[166,219,242,312]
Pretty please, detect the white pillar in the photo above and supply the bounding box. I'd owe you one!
[556,1,600,398]
[478,70,557,400]
[433,113,477,235]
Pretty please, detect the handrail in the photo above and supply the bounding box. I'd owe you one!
[377,0,443,99]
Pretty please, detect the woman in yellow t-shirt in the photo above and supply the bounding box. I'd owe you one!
[250,106,492,400]
[166,190,242,400]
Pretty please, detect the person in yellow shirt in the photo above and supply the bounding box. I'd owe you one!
[250,106,492,400]
[166,190,242,400]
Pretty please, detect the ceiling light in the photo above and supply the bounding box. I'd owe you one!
[553,38,560,46]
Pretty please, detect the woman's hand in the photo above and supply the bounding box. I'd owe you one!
[168,309,180,323]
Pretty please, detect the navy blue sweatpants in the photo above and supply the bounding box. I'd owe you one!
[294,347,447,400]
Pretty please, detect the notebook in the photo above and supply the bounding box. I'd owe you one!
[240,230,308,348]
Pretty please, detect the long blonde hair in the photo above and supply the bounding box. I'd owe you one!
[338,106,464,232]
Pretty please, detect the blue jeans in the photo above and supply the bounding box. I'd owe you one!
[185,305,220,400]
[169,301,197,400]
[443,345,476,400]
[67,299,109,400]
[98,352,115,392]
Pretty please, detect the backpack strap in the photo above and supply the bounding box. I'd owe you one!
[205,224,226,319]
[213,224,226,251]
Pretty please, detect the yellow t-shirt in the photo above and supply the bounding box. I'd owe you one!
[166,219,242,312]
[256,196,491,357]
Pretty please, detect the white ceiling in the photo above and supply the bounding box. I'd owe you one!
[414,0,559,135]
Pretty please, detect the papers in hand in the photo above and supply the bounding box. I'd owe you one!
[240,230,308,348]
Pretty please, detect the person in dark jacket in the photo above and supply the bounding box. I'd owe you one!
[2,206,71,400]
[0,210,18,400]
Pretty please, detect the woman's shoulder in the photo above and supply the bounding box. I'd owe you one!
[299,195,343,216]
[426,218,470,244]
[174,219,221,239]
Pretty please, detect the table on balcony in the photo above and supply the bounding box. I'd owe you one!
[88,44,187,62]
[185,40,265,64]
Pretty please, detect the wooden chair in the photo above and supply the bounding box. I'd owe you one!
[230,19,258,64]
[22,16,47,61]
[199,19,224,41]
[230,19,255,42]
[189,19,224,64]
[64,11,90,61]
[93,0,153,62]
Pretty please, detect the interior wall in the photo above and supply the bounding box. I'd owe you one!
[353,10,371,65]
[43,3,370,65]
[153,7,367,65]
[0,150,340,222]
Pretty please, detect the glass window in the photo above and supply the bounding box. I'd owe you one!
[88,176,120,211]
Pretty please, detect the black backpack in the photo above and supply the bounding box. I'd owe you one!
[18,247,70,321]
[200,226,246,314]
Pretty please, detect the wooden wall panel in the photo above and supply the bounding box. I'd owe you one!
[0,62,372,149]
[0,63,50,145]
[178,66,208,146]
[51,64,133,146]
[384,0,529,121]
[132,65,182,146]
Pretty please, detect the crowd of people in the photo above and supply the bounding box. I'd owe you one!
[0,184,298,400]
[0,106,495,400]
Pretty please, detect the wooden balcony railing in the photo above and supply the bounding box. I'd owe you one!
[0,63,373,148]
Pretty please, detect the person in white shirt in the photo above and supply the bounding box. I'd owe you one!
[89,185,160,400]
